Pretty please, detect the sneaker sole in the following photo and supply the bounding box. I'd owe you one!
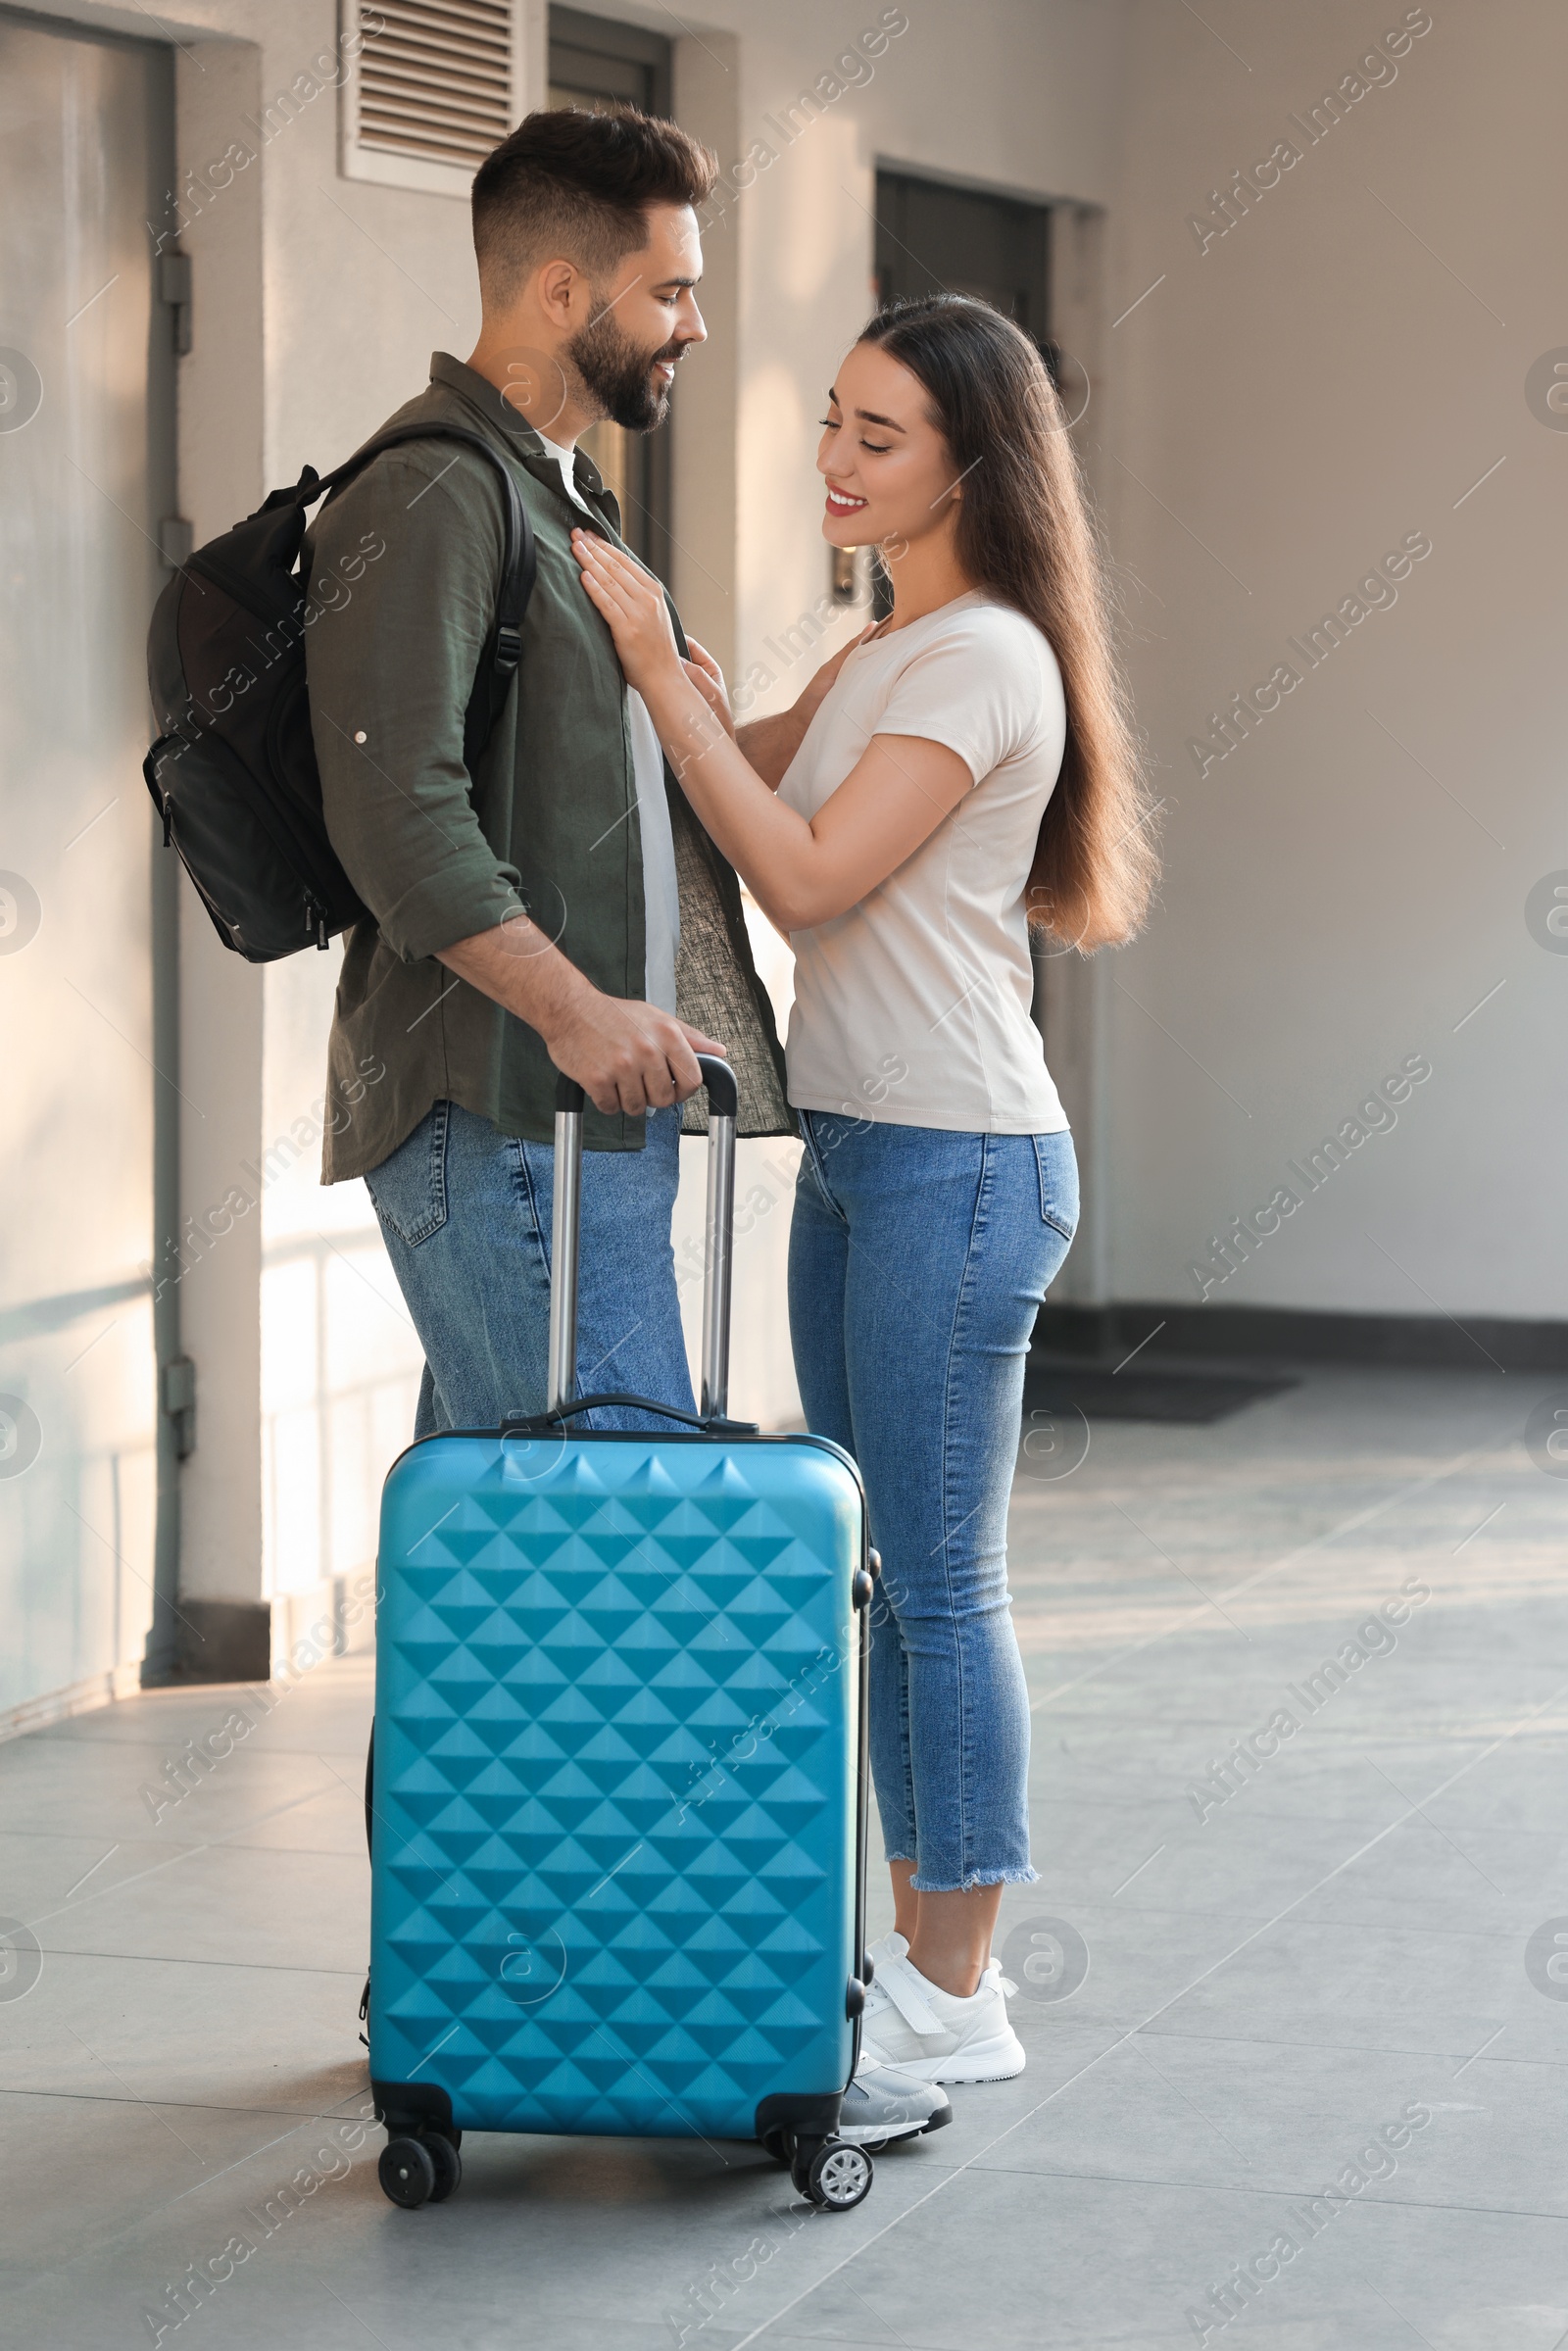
[837,2106,952,2146]
[862,2031,1026,2086]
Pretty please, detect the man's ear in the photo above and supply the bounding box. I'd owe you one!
[535,257,582,328]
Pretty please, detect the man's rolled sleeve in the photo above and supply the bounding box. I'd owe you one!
[306,450,525,962]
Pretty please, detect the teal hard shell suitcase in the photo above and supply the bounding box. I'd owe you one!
[367,1061,878,2211]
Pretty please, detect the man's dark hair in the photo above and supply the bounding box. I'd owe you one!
[472,108,717,301]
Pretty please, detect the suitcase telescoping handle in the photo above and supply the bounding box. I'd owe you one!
[547,1056,739,1422]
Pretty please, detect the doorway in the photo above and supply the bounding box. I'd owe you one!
[871,169,1059,619]
[873,168,1054,350]
[548,5,675,578]
[0,10,179,1717]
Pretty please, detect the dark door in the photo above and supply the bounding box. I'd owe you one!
[870,171,1056,619]
[547,6,674,578]
[874,170,1053,353]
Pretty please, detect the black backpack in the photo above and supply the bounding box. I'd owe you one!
[143,424,537,961]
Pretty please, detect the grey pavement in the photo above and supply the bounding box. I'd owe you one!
[3,1365,1565,2349]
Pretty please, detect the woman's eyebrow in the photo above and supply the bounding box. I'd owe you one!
[823,389,906,432]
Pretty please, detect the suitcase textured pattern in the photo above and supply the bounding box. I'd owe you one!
[371,1431,860,2139]
[368,1059,872,2185]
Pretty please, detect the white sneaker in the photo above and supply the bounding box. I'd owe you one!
[836,2058,952,2147]
[863,1929,908,1978]
[858,1950,1025,2084]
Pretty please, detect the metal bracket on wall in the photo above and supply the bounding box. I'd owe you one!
[160,1354,196,1460]
[158,250,191,354]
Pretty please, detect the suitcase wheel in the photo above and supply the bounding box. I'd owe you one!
[379,2135,436,2208]
[791,2136,874,2211]
[760,2128,789,2165]
[424,2131,463,2203]
[378,2127,463,2210]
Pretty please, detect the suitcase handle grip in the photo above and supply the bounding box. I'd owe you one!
[547,1055,739,1422]
[502,1392,759,1438]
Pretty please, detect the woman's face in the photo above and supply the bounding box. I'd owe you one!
[816,341,960,554]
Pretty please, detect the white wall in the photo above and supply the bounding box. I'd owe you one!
[1102,0,1566,1321]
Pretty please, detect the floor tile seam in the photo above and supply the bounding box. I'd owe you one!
[13,1721,368,1752]
[0,2084,374,2120]
[189,1838,369,1858]
[956,2158,1568,2223]
[1110,1906,1565,1939]
[1024,1904,1565,1935]
[22,1779,361,1935]
[1125,2024,1568,2070]
[11,1729,371,1760]
[0,2096,377,2298]
[24,1946,367,1977]
[1024,1441,1508,1712]
[995,1899,1548,1938]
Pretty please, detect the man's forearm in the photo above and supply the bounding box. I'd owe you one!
[735,707,808,789]
[435,917,723,1117]
[436,916,590,1040]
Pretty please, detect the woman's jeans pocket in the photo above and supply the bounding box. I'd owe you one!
[365,1100,450,1248]
[1032,1129,1079,1244]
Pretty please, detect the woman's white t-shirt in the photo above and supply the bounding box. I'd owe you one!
[777,590,1069,1135]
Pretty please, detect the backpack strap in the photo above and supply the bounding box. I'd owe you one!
[300,422,539,776]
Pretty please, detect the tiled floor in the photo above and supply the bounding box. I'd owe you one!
[4,1367,1566,2348]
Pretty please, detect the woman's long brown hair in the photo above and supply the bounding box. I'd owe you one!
[859,296,1156,950]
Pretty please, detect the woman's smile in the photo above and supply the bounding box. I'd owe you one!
[824,482,868,516]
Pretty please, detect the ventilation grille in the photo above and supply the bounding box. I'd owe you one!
[356,1,516,174]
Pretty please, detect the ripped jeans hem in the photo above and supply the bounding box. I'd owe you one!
[905,1863,1040,1893]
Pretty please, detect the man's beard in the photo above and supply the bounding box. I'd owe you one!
[566,305,681,432]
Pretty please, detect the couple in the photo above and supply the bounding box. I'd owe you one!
[307,108,1152,2127]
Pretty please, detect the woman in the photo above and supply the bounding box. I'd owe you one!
[573,294,1153,2084]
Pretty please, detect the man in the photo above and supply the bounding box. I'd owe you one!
[306,108,790,1434]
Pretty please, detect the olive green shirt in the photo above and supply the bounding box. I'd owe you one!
[305,353,789,1180]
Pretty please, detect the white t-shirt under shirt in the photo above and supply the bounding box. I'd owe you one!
[777,590,1070,1136]
[536,434,679,1014]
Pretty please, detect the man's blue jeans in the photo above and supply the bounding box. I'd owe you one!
[788,1113,1078,1892]
[364,1101,693,1437]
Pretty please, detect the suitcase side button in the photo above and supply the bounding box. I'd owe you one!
[846,1975,866,2019]
[852,1569,874,1611]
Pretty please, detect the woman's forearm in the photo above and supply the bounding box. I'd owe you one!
[645,671,831,928]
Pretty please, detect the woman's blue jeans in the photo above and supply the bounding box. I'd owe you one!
[789,1114,1078,1892]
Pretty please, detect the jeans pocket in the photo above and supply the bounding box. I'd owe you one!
[1031,1131,1079,1244]
[365,1101,450,1248]
[796,1111,845,1218]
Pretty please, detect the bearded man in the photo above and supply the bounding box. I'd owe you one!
[305,108,789,1438]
